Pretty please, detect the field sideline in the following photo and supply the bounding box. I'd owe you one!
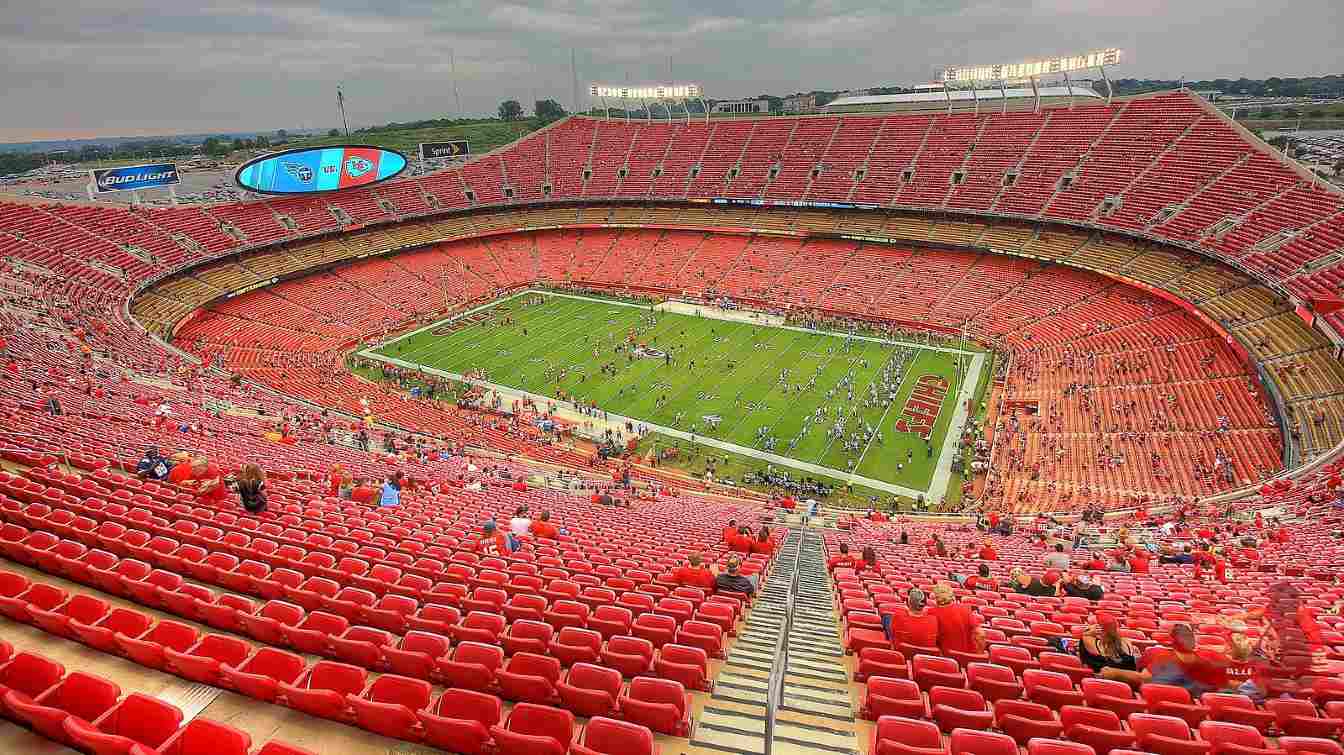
[368,290,986,495]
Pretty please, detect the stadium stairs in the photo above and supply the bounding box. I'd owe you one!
[690,528,796,754]
[770,529,861,753]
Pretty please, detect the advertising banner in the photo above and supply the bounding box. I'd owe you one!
[235,146,407,194]
[90,163,180,193]
[418,140,470,160]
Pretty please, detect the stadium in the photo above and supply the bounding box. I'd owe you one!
[0,36,1343,755]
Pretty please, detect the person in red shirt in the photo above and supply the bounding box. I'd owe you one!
[350,478,377,504]
[531,511,559,540]
[853,546,878,572]
[827,543,855,571]
[884,588,940,648]
[468,521,511,556]
[963,563,997,591]
[1103,624,1228,696]
[978,539,998,561]
[672,554,717,590]
[750,527,776,557]
[1127,547,1151,574]
[722,519,738,544]
[1085,552,1107,570]
[327,464,344,497]
[929,582,980,655]
[1272,525,1289,544]
[169,456,226,505]
[729,526,754,554]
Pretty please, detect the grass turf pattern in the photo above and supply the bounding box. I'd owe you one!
[378,293,975,490]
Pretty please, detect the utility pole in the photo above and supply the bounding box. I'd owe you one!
[337,83,350,138]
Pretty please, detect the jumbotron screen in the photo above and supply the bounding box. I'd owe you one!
[235,145,407,194]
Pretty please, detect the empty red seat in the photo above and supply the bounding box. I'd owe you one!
[329,626,393,668]
[871,715,947,755]
[950,728,1019,755]
[1142,684,1209,728]
[0,651,64,716]
[417,688,501,755]
[236,600,305,647]
[620,676,690,736]
[557,662,622,718]
[63,692,183,754]
[602,635,655,677]
[69,607,152,654]
[1081,678,1148,719]
[490,702,576,755]
[347,673,432,741]
[573,716,658,755]
[968,662,1023,702]
[502,619,554,656]
[930,685,994,731]
[283,610,348,656]
[1129,713,1211,755]
[1061,705,1137,755]
[164,633,251,685]
[863,676,927,720]
[1197,720,1277,755]
[913,654,966,691]
[157,718,253,755]
[1024,669,1084,709]
[383,630,450,681]
[633,612,677,648]
[1279,737,1344,755]
[221,647,306,702]
[653,644,709,691]
[4,670,120,745]
[590,605,634,640]
[995,699,1065,746]
[28,593,109,638]
[1266,698,1343,739]
[551,626,603,666]
[498,651,562,704]
[277,660,366,720]
[1028,740,1099,755]
[437,641,504,692]
[115,619,198,671]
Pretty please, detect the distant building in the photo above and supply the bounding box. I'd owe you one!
[782,94,817,114]
[825,86,1102,114]
[712,99,770,115]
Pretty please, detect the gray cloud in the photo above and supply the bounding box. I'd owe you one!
[0,0,1338,141]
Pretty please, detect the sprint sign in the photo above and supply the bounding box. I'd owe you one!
[894,375,949,440]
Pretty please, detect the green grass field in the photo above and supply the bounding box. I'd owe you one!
[374,292,982,492]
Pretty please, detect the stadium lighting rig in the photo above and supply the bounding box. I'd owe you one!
[939,48,1125,111]
[588,82,707,123]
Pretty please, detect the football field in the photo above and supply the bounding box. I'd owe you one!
[370,291,984,494]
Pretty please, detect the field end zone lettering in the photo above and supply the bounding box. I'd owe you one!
[894,374,949,440]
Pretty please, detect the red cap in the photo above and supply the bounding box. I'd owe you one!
[1042,569,1061,586]
[1096,612,1119,630]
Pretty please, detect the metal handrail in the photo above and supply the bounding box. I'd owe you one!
[763,526,807,755]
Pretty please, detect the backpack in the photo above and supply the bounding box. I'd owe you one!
[505,533,522,552]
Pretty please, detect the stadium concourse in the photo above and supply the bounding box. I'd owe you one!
[0,86,1342,755]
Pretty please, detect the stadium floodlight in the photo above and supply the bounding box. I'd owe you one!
[588,83,706,124]
[940,48,1125,109]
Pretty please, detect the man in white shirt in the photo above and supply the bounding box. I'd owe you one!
[1044,542,1071,571]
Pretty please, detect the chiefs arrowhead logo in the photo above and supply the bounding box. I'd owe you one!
[345,157,374,178]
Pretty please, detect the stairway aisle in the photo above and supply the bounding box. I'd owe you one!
[771,528,862,755]
[690,529,800,754]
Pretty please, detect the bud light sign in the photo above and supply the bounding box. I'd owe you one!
[234,146,407,195]
[90,163,180,193]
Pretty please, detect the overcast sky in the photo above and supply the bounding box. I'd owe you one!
[2,0,1339,142]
